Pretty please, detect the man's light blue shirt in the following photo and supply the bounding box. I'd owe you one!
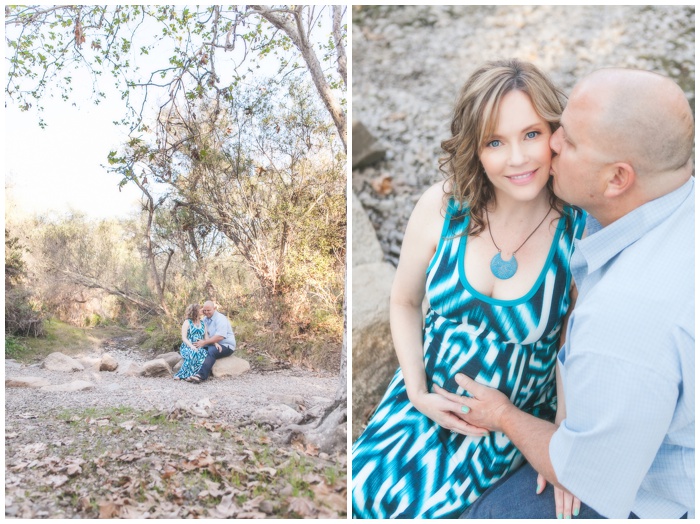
[204,310,236,349]
[550,178,694,519]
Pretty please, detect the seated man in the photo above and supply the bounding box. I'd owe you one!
[439,68,694,519]
[189,300,236,383]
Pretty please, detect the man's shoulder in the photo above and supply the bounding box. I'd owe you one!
[213,311,232,325]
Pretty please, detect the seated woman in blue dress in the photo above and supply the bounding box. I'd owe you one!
[351,59,586,518]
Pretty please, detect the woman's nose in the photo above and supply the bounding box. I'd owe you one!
[508,143,527,165]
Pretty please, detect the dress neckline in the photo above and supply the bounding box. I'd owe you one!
[457,211,567,306]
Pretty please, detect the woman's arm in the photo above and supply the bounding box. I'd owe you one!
[391,184,487,437]
[181,321,194,348]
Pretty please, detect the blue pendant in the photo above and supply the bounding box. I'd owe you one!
[490,253,518,280]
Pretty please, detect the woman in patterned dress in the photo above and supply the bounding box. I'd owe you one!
[351,59,586,518]
[174,303,209,380]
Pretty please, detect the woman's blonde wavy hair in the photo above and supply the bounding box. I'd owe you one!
[439,59,567,235]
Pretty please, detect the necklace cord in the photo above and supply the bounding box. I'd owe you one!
[486,206,552,255]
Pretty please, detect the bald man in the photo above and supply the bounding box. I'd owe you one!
[445,69,694,519]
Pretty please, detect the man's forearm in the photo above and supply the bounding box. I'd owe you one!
[201,335,224,346]
[500,404,562,488]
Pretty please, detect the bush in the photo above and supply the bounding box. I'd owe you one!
[5,335,29,360]
[5,288,45,338]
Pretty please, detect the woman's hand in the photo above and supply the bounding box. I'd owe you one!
[410,388,489,437]
[432,375,513,433]
[537,473,581,519]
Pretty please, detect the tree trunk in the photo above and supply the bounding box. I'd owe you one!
[278,270,347,454]
[223,5,349,453]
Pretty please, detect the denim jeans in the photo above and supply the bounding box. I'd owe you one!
[196,344,234,380]
[461,462,617,519]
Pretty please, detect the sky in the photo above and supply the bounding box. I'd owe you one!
[4,6,344,222]
[5,99,143,220]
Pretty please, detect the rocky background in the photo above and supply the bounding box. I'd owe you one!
[351,5,694,438]
[352,5,694,265]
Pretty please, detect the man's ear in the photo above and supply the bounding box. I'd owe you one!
[603,162,636,198]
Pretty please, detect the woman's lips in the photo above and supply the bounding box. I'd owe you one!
[506,169,536,185]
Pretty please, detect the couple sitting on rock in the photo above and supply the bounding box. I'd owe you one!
[175,301,236,383]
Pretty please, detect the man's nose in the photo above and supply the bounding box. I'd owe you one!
[550,128,562,153]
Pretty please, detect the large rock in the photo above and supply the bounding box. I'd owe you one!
[120,361,144,377]
[141,358,172,377]
[5,376,52,388]
[78,356,102,370]
[352,193,384,267]
[41,352,84,372]
[41,380,94,392]
[155,351,182,369]
[352,261,398,441]
[100,353,119,372]
[212,355,250,378]
[352,194,399,441]
[352,120,387,170]
[252,404,304,427]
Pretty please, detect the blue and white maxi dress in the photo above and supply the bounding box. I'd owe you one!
[175,319,207,379]
[351,201,586,519]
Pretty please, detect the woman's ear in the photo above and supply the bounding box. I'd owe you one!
[603,162,636,198]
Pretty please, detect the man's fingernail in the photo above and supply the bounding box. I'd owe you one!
[461,405,470,413]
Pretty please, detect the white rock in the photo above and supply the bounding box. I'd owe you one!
[41,380,94,392]
[189,398,213,418]
[5,376,52,388]
[141,358,171,377]
[252,404,304,427]
[155,351,182,369]
[78,356,101,371]
[100,353,119,372]
[41,352,84,372]
[119,361,144,377]
[212,355,250,378]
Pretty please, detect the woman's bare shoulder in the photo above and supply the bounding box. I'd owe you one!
[414,181,450,215]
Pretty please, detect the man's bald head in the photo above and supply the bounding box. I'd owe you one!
[571,68,694,177]
[202,301,217,318]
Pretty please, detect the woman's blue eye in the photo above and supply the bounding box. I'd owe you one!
[525,131,539,139]
[486,139,501,148]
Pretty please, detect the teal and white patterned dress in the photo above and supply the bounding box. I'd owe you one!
[351,201,586,519]
[175,319,207,379]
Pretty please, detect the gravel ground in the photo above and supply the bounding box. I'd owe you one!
[5,336,338,425]
[5,337,344,518]
[352,5,695,265]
